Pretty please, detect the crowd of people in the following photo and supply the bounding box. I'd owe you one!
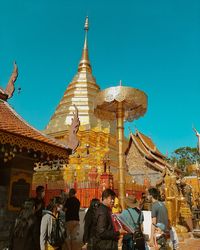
[8,185,178,250]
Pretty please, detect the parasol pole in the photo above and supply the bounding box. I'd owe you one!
[116,101,126,209]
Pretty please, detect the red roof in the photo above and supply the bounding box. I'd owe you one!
[0,100,69,158]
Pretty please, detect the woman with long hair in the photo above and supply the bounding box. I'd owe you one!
[9,198,40,250]
[83,198,100,250]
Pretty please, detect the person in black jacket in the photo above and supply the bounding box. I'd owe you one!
[93,189,126,250]
[33,185,46,248]
[9,198,40,250]
[83,198,100,249]
[64,188,80,250]
[34,185,45,224]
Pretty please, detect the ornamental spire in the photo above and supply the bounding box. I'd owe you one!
[78,16,92,73]
[0,62,18,101]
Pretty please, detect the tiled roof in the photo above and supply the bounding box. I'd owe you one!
[126,130,172,173]
[136,131,164,158]
[0,100,70,158]
[132,135,154,160]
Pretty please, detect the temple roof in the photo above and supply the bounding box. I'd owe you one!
[125,130,172,173]
[0,99,70,158]
[136,131,164,157]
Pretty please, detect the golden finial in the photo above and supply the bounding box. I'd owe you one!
[84,16,89,31]
[83,16,89,49]
[78,16,92,73]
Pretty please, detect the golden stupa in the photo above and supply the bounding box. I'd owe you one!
[32,17,128,190]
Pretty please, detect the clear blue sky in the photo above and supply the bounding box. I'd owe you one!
[0,0,200,155]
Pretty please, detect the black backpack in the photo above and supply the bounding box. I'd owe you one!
[127,208,145,250]
[47,212,67,247]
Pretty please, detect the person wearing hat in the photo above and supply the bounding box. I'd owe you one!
[120,196,146,250]
[153,223,167,250]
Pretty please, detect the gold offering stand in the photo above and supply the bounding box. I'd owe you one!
[94,86,147,209]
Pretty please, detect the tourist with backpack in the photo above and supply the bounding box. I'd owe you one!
[40,197,66,250]
[147,188,169,248]
[120,196,146,250]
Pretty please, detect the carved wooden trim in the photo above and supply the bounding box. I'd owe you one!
[0,131,69,158]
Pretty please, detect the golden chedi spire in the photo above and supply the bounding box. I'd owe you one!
[78,16,92,73]
[45,16,103,134]
[44,16,116,135]
[35,17,122,193]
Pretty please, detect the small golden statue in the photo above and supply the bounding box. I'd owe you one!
[164,172,190,233]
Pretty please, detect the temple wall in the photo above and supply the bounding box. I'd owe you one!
[34,129,122,183]
[126,141,163,186]
[0,157,34,248]
[0,186,18,249]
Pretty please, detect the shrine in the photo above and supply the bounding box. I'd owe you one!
[125,130,173,187]
[0,63,76,247]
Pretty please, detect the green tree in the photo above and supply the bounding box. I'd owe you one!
[168,147,200,172]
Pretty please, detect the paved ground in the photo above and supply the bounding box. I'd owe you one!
[148,238,200,250]
[148,237,200,250]
[178,238,200,250]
